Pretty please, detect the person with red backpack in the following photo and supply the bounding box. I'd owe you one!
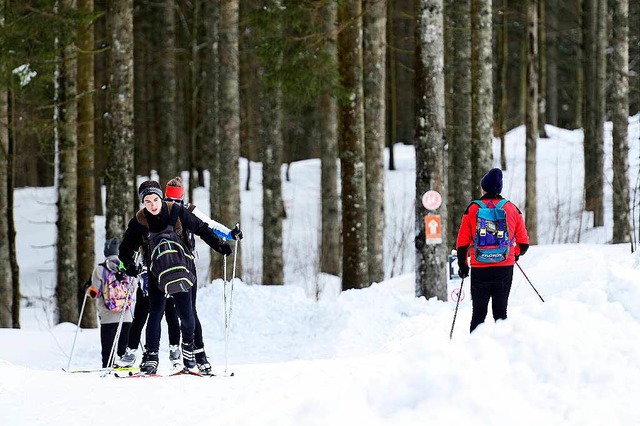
[164,176,243,374]
[119,180,232,374]
[87,238,136,368]
[456,168,530,332]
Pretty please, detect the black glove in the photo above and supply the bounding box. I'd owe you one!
[514,254,520,262]
[458,263,469,279]
[125,263,142,277]
[230,226,243,241]
[218,242,232,257]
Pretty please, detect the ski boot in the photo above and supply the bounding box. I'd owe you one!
[169,344,182,369]
[181,342,196,369]
[140,350,159,374]
[116,347,136,368]
[195,347,212,375]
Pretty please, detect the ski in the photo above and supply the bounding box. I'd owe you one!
[115,369,203,378]
[63,366,139,374]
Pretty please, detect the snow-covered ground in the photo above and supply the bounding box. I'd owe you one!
[0,115,639,425]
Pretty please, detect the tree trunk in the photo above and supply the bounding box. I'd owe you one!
[525,0,538,244]
[204,0,222,282]
[338,0,368,291]
[447,0,472,247]
[497,0,508,171]
[583,0,605,227]
[133,0,150,177]
[56,14,79,324]
[0,88,11,327]
[218,0,242,278]
[154,0,178,186]
[261,11,284,285]
[8,92,19,328]
[363,0,386,284]
[415,0,447,301]
[592,0,606,227]
[537,1,547,138]
[575,0,583,129]
[386,0,396,171]
[610,0,630,243]
[546,0,558,127]
[77,0,97,328]
[471,0,494,193]
[105,0,135,240]
[320,1,340,277]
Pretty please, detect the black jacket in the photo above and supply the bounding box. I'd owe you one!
[119,202,226,268]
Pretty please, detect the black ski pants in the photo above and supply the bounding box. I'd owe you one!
[127,287,180,350]
[146,279,195,353]
[470,265,514,333]
[100,322,131,368]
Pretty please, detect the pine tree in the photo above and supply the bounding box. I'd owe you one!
[218,0,242,277]
[471,0,494,192]
[611,0,630,243]
[525,0,538,244]
[105,0,135,240]
[363,0,386,284]
[77,0,97,328]
[319,0,340,277]
[338,0,368,290]
[56,0,79,323]
[415,0,447,300]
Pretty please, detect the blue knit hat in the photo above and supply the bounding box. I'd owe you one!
[480,168,503,194]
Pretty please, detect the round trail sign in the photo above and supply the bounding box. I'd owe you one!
[421,190,442,210]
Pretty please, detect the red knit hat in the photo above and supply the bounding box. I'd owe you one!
[165,184,184,201]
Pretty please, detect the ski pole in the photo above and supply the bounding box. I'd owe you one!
[515,262,545,302]
[66,291,89,371]
[222,238,239,376]
[449,278,465,340]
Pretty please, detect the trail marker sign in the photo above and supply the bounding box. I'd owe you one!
[424,214,442,245]
[421,190,442,211]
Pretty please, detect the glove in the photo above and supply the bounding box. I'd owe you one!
[218,242,232,256]
[230,226,243,241]
[125,263,142,277]
[514,254,520,262]
[87,287,98,298]
[458,263,469,279]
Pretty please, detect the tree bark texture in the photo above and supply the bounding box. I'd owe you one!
[133,0,150,177]
[415,0,447,301]
[261,0,284,286]
[77,0,97,328]
[0,1,12,327]
[338,0,369,290]
[610,0,630,243]
[525,0,538,244]
[0,89,11,327]
[218,0,242,278]
[583,0,605,227]
[363,0,386,284]
[204,0,222,281]
[447,0,472,248]
[471,0,494,193]
[320,1,341,277]
[497,0,508,171]
[537,1,547,138]
[546,0,558,127]
[56,26,79,324]
[154,0,178,186]
[105,0,135,240]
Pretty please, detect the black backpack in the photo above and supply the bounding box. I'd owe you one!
[137,203,196,295]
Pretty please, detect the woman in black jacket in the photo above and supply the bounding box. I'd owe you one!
[119,180,231,374]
